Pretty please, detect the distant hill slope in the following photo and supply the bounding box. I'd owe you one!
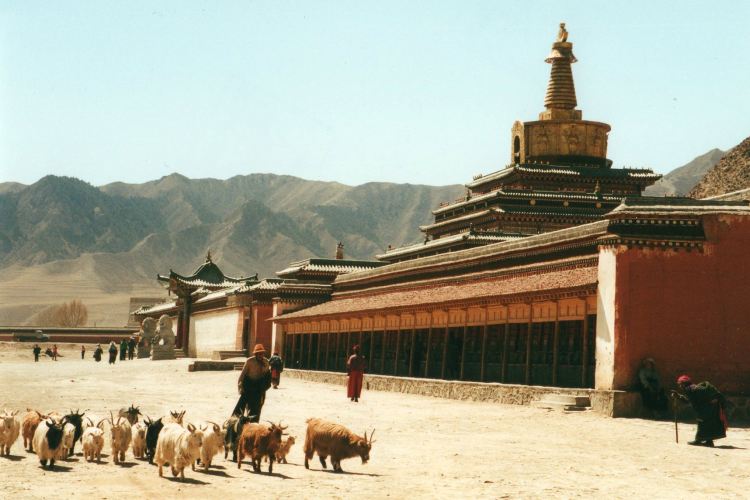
[690,137,750,198]
[0,173,463,325]
[644,149,724,196]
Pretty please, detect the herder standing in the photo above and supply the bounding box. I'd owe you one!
[108,341,118,364]
[672,375,729,447]
[269,351,284,389]
[347,345,366,402]
[232,344,271,422]
[127,337,136,360]
[119,339,128,361]
[33,344,41,362]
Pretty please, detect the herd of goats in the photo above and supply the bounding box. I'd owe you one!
[0,405,376,479]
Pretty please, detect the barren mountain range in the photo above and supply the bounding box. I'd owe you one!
[1,136,748,326]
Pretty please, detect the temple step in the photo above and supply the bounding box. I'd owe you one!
[173,349,186,359]
[211,350,248,360]
[531,393,591,412]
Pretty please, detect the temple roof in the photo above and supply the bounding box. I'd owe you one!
[274,263,597,321]
[465,163,660,191]
[234,278,332,295]
[376,231,526,261]
[275,258,386,280]
[157,252,257,291]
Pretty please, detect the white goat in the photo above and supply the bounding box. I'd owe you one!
[59,422,76,460]
[32,419,66,469]
[108,412,132,465]
[164,410,186,426]
[0,410,20,456]
[197,421,224,470]
[82,424,105,463]
[131,422,147,459]
[155,422,203,480]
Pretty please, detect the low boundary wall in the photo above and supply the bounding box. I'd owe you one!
[282,368,640,417]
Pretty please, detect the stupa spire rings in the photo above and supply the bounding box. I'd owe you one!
[544,22,578,111]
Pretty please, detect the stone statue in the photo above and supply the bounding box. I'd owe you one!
[150,314,176,360]
[137,317,157,359]
[557,22,568,43]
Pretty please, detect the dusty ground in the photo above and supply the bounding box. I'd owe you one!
[0,343,748,499]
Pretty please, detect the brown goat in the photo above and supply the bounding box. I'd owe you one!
[22,409,47,452]
[304,418,374,473]
[275,435,295,464]
[237,421,287,474]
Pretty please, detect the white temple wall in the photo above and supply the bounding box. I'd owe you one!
[190,308,242,358]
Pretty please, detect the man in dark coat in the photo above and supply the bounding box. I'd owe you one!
[33,344,41,362]
[672,375,729,447]
[119,339,128,361]
[232,344,271,422]
[127,337,136,360]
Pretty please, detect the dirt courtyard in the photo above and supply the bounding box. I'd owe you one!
[0,343,748,499]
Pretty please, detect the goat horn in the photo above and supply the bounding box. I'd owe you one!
[369,429,375,442]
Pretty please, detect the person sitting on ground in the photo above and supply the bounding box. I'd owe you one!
[637,357,667,417]
[671,375,729,447]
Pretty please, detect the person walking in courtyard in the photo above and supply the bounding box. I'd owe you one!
[232,344,271,422]
[81,345,86,359]
[108,341,118,364]
[33,343,41,362]
[347,344,366,402]
[119,338,128,361]
[672,375,729,447]
[127,337,136,360]
[93,344,103,362]
[269,351,284,389]
[52,344,58,361]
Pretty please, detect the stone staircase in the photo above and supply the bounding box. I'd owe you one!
[174,349,186,359]
[531,394,591,412]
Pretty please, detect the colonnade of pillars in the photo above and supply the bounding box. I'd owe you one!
[282,312,596,389]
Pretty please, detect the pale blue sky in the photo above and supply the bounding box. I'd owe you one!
[1,1,748,187]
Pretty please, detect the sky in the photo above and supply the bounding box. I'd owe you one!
[1,1,748,187]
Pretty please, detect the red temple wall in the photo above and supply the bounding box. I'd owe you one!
[252,303,274,353]
[611,215,750,394]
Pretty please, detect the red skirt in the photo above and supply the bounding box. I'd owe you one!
[347,370,364,398]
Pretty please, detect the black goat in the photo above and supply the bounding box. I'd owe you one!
[224,409,255,462]
[62,409,87,457]
[144,416,164,464]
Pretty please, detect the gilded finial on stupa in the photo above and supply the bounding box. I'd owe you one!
[205,249,212,262]
[557,22,568,43]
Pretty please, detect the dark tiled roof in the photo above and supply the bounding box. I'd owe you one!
[234,278,332,296]
[158,256,257,290]
[465,163,660,189]
[275,264,597,320]
[433,188,623,215]
[376,231,526,261]
[276,258,386,278]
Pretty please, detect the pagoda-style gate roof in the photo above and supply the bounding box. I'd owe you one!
[157,251,258,296]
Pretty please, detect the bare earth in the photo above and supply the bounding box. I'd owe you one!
[0,343,748,499]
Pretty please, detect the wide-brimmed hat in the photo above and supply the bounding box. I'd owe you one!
[252,343,266,354]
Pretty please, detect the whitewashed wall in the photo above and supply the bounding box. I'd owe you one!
[189,309,240,358]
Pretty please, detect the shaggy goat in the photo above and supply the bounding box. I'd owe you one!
[32,419,66,469]
[0,409,20,456]
[276,435,296,464]
[144,416,164,464]
[237,421,286,474]
[81,422,106,463]
[118,404,142,425]
[223,409,254,461]
[22,409,47,452]
[131,422,147,459]
[61,409,86,457]
[197,421,224,470]
[303,418,374,473]
[164,410,186,426]
[154,422,203,480]
[107,411,132,465]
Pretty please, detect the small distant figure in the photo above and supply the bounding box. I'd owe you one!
[346,345,366,403]
[269,351,284,389]
[119,339,127,361]
[108,341,118,364]
[557,22,568,43]
[93,344,103,362]
[127,337,136,360]
[33,343,41,362]
[52,344,58,361]
[637,358,668,417]
[81,345,86,360]
[672,375,729,447]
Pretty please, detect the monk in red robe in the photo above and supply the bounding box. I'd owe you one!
[347,345,366,402]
